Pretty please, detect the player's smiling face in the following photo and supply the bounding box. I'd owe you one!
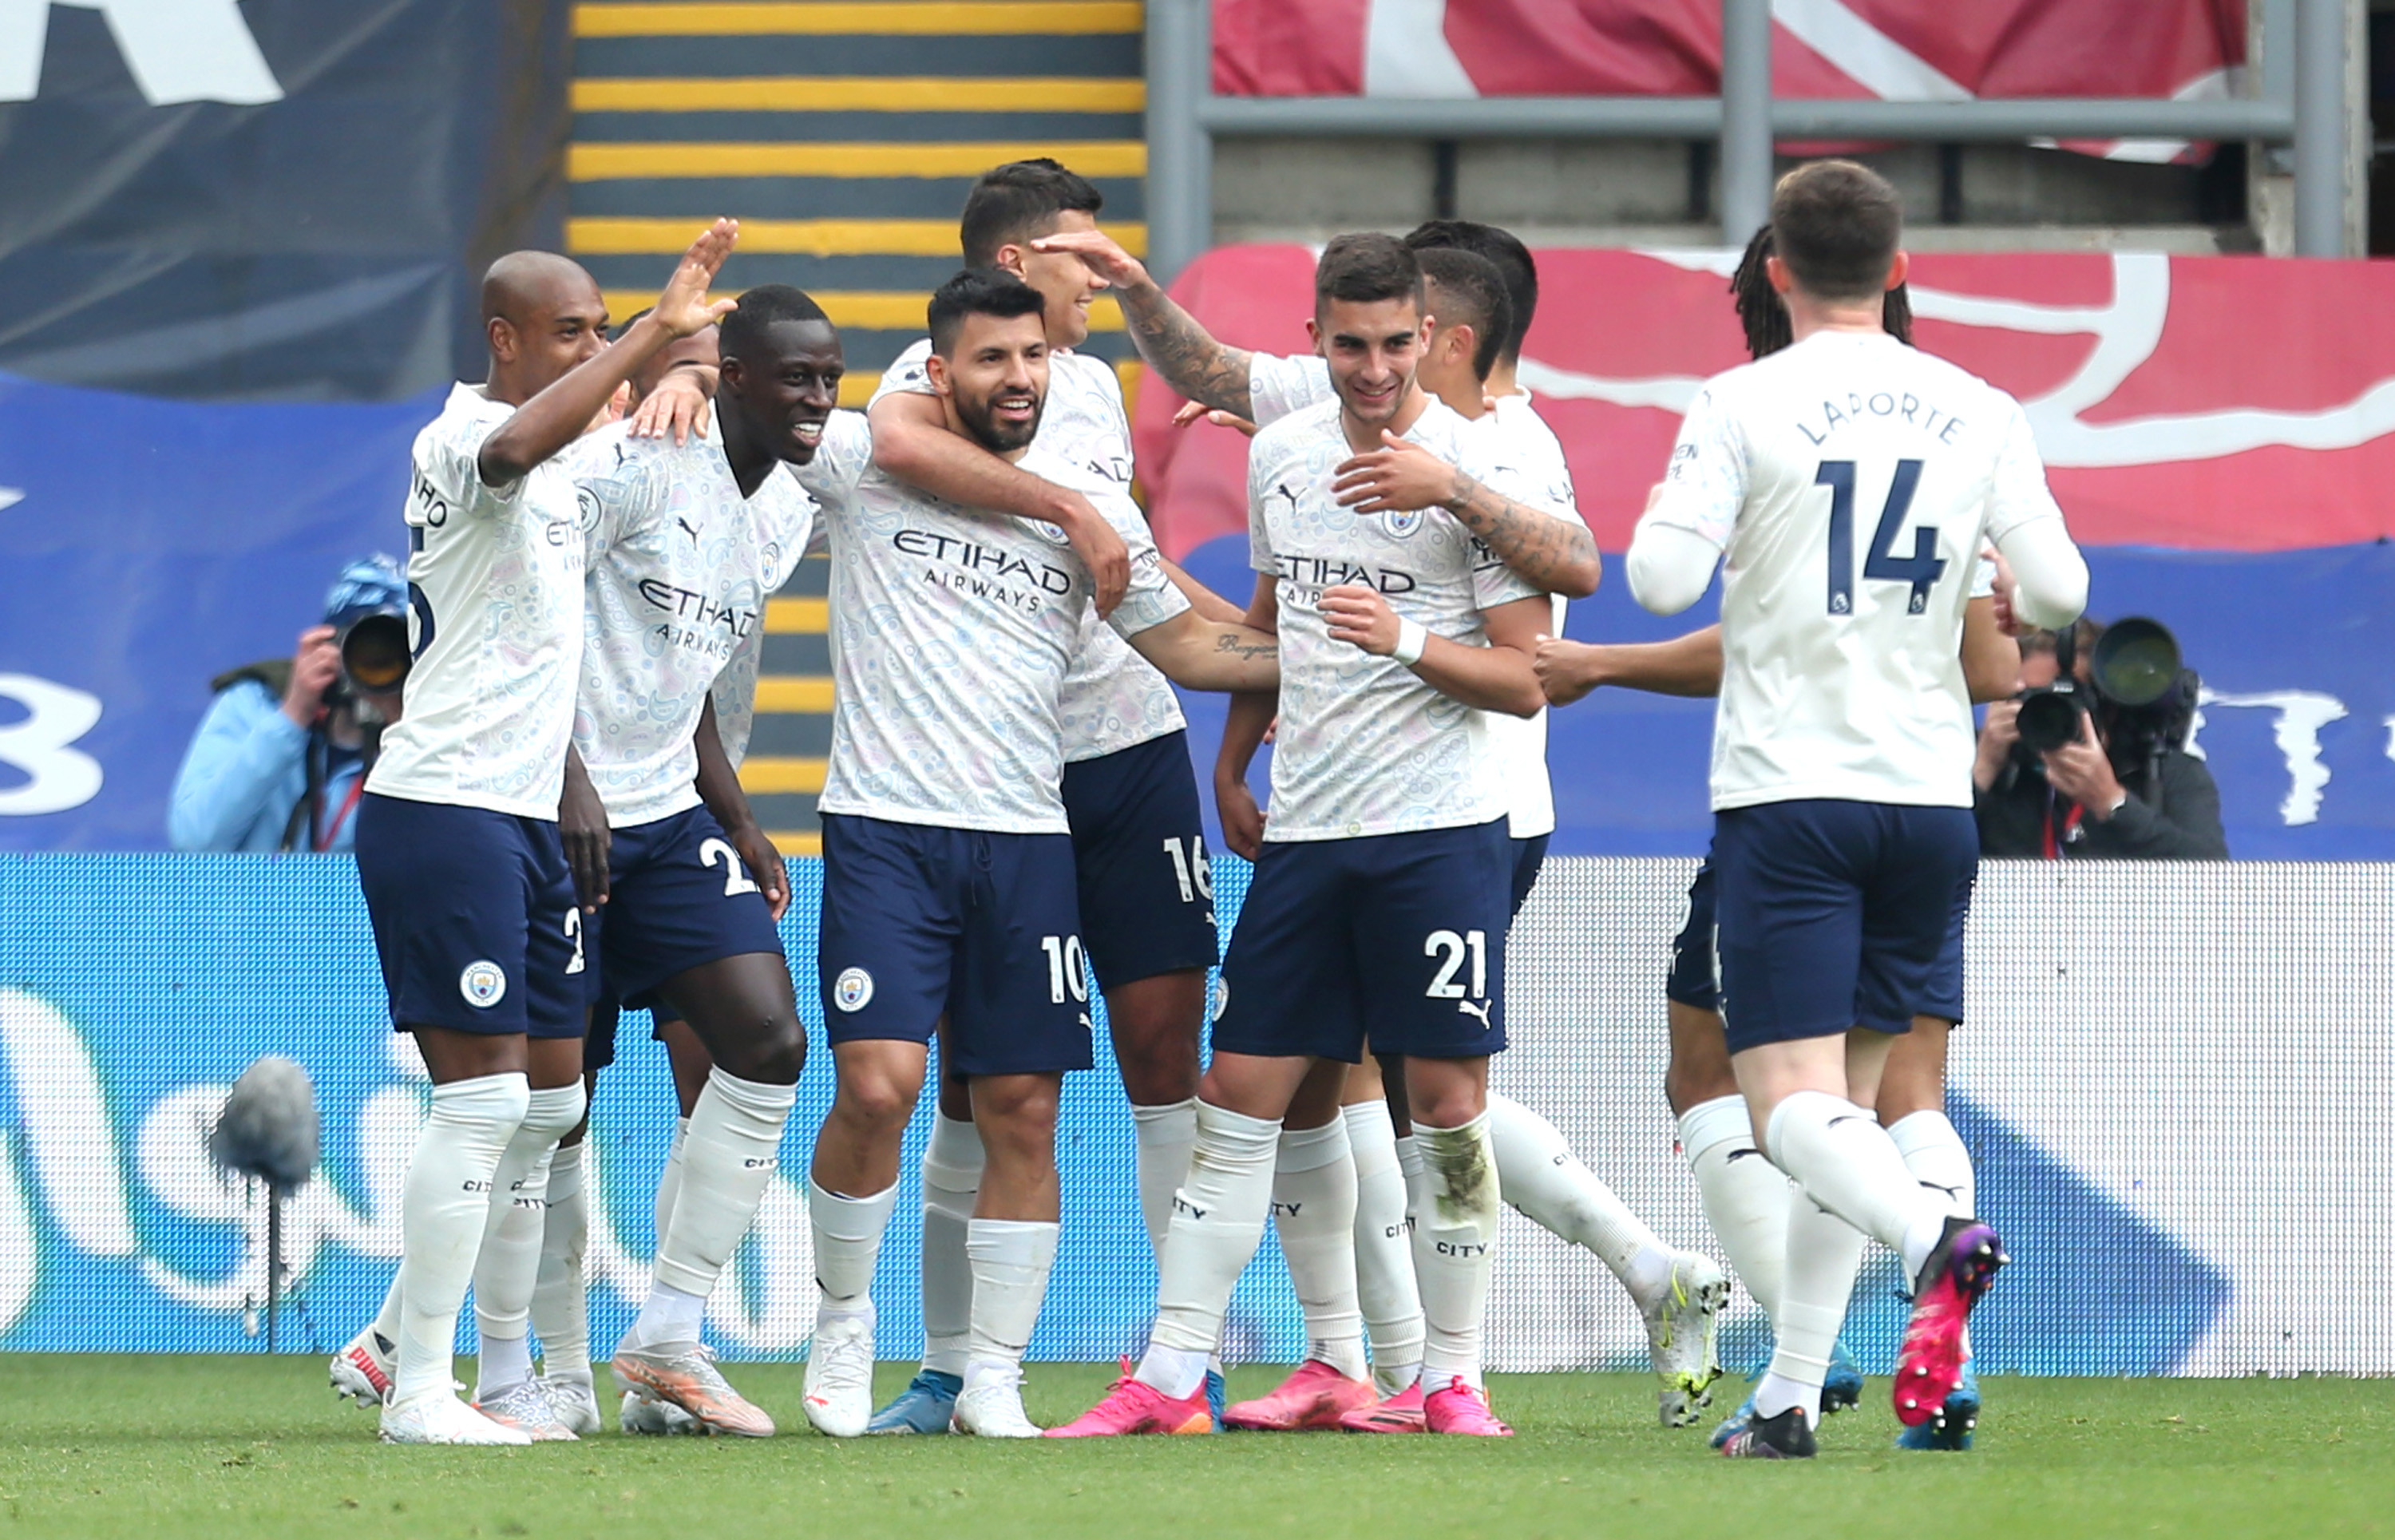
[1310,295,1427,430]
[1011,209,1108,351]
[933,310,1050,456]
[721,318,842,464]
[507,279,609,397]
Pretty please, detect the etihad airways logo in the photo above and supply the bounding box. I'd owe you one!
[1273,554,1416,595]
[896,528,1075,616]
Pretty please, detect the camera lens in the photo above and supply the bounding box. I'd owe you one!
[339,613,410,693]
[2015,688,2084,754]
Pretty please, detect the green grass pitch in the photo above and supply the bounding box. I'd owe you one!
[1,1358,2385,1538]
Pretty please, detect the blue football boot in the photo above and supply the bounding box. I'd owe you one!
[865,1368,960,1435]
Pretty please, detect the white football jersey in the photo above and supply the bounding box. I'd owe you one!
[567,422,817,829]
[370,383,588,820]
[873,338,1185,763]
[1640,329,2072,811]
[1244,356,1580,839]
[1247,395,1544,842]
[803,412,1190,834]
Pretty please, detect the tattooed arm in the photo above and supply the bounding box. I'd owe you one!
[1331,432,1601,599]
[1030,228,1257,420]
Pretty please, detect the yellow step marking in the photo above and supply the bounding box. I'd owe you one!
[839,374,877,407]
[576,3,1142,38]
[740,756,829,794]
[767,829,822,857]
[766,596,829,632]
[571,140,1145,180]
[600,290,1121,333]
[573,76,1144,113]
[570,216,1146,258]
[755,675,836,711]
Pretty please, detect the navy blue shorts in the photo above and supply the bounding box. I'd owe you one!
[1213,819,1512,1063]
[817,814,1092,1078]
[1508,833,1550,920]
[590,804,786,1007]
[1712,799,1978,1053]
[1062,730,1219,988]
[1665,858,1721,1012]
[354,793,587,1039]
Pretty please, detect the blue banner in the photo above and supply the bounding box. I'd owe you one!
[1180,536,2395,861]
[0,853,2262,1374]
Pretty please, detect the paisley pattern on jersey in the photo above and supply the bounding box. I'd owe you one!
[874,338,1185,762]
[1245,396,1543,842]
[568,423,817,828]
[369,383,588,821]
[802,414,1190,834]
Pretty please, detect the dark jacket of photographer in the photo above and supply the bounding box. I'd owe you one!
[1973,744,2227,860]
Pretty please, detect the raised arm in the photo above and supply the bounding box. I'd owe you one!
[481,220,737,485]
[1029,228,1256,420]
[865,389,1130,616]
[1331,433,1601,599]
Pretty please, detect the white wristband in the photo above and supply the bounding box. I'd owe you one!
[1391,618,1428,667]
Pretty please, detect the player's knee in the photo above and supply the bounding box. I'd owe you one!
[726,1015,806,1086]
[833,1070,920,1131]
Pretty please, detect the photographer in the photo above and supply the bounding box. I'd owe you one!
[168,556,409,853]
[1973,619,2227,859]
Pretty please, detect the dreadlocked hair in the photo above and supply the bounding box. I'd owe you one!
[1728,225,1914,360]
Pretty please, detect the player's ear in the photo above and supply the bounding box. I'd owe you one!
[992,242,1029,279]
[717,354,744,397]
[486,315,516,364]
[1885,250,1910,291]
[1305,315,1323,354]
[1764,254,1795,296]
[924,351,952,398]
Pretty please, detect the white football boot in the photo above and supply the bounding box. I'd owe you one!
[380,1395,533,1446]
[802,1310,877,1438]
[951,1372,1043,1439]
[1645,1251,1732,1427]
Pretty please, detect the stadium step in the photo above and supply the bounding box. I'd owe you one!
[568,0,1149,845]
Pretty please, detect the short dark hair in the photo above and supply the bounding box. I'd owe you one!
[1417,248,1512,382]
[1405,220,1538,362]
[959,158,1105,267]
[1730,223,1912,359]
[719,285,829,358]
[928,267,1048,354]
[1769,160,1903,302]
[1315,233,1423,315]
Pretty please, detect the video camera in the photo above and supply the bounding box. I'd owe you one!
[2014,616,2199,804]
[323,559,411,722]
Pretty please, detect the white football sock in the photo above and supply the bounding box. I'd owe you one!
[1342,1099,1423,1396]
[391,1073,527,1406]
[530,1139,590,1385]
[1678,1094,1788,1322]
[920,1112,984,1379]
[370,1274,403,1353]
[1139,1101,1281,1398]
[1888,1110,1975,1221]
[1130,1097,1199,1261]
[964,1218,1059,1392]
[1412,1111,1499,1392]
[653,1116,691,1250]
[1752,1190,1866,1424]
[644,1071,796,1328]
[1766,1091,1951,1280]
[1486,1091,1675,1306]
[473,1082,585,1399]
[1272,1118,1368,1382]
[810,1176,900,1317]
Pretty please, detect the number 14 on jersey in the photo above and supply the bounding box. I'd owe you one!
[1818,458,1946,616]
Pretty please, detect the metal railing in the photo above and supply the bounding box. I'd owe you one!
[1145,0,2342,279]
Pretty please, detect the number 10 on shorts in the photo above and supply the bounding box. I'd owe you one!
[1041,934,1090,1005]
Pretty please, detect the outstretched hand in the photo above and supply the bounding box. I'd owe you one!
[630,368,715,445]
[651,218,740,338]
[1172,398,1259,437]
[1027,228,1150,290]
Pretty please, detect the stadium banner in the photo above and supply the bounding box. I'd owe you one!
[0,0,568,402]
[1150,244,2395,861]
[0,853,2382,1378]
[1214,0,2241,164]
